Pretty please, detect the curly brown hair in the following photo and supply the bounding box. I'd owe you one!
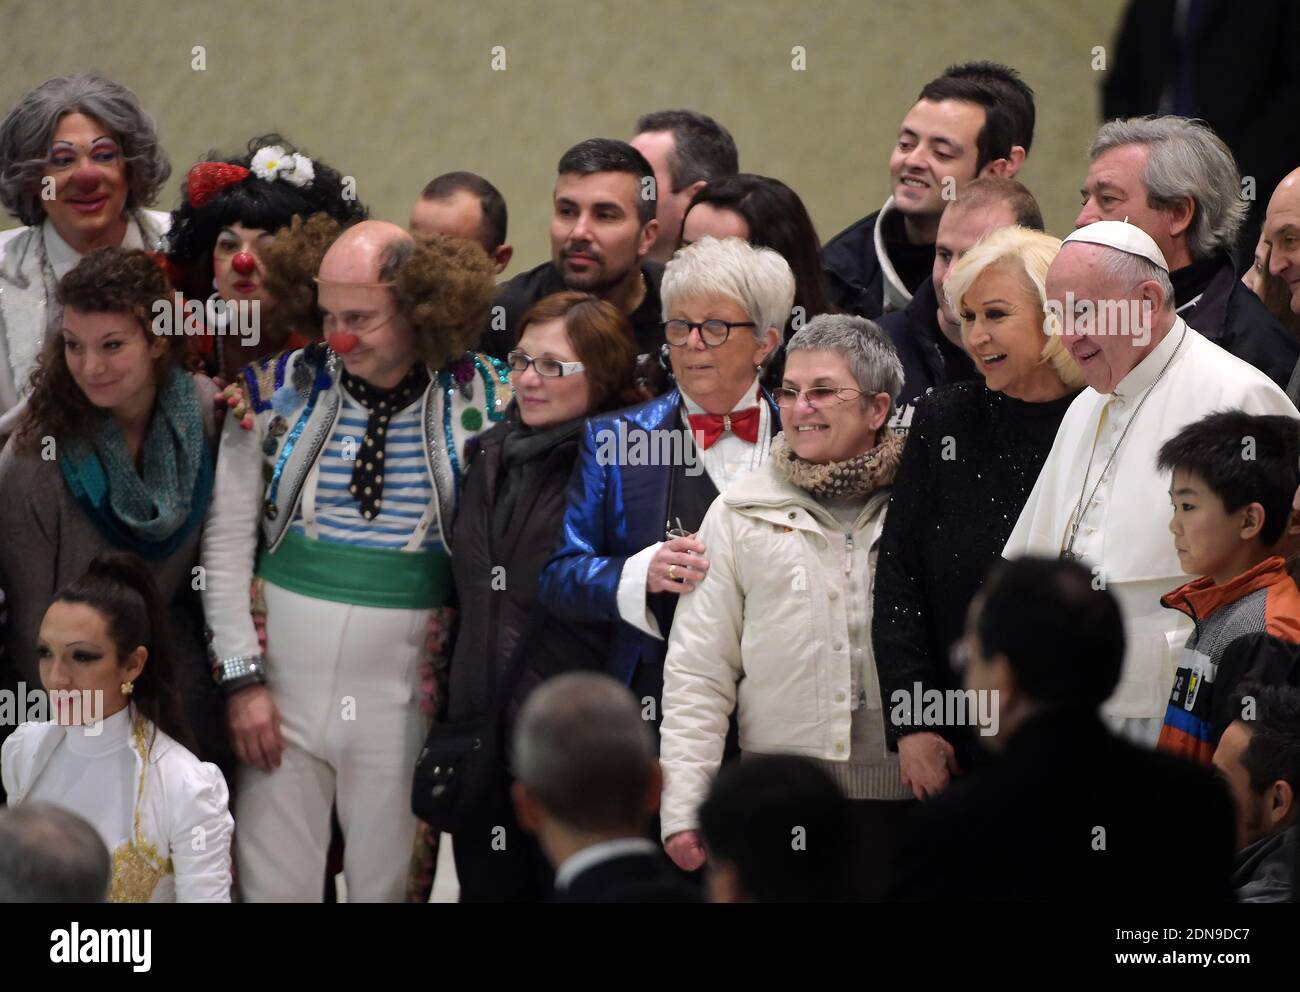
[396,232,496,370]
[257,211,345,343]
[17,247,184,451]
[259,220,497,372]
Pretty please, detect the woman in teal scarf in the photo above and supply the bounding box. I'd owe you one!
[0,246,227,788]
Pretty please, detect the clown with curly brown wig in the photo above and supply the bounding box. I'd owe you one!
[198,216,510,902]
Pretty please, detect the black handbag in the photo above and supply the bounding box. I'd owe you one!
[411,609,538,834]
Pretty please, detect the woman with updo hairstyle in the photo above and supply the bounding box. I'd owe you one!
[0,246,227,789]
[873,225,1084,802]
[1,552,234,902]
[440,290,647,901]
[164,134,368,381]
[0,73,172,436]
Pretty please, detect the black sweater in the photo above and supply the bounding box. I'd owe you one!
[872,381,1079,750]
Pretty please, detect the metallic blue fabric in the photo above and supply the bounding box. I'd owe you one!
[538,386,779,686]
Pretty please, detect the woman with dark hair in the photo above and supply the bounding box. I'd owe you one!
[0,247,227,785]
[0,73,172,435]
[681,173,834,387]
[1,552,234,902]
[440,291,647,901]
[164,134,368,380]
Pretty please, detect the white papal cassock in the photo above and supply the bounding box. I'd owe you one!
[1004,318,1299,743]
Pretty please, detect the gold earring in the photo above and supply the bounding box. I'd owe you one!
[120,681,134,697]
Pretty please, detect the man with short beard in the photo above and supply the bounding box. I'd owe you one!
[489,139,664,375]
[822,62,1034,319]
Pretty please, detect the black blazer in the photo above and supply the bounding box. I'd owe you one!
[552,851,701,904]
[890,709,1237,902]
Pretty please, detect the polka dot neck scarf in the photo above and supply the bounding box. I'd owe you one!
[340,364,430,520]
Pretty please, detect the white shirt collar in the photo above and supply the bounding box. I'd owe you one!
[62,704,132,758]
[680,374,762,416]
[553,837,660,891]
[1111,317,1188,401]
[42,214,146,280]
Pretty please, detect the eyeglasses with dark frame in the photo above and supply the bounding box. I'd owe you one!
[506,349,586,378]
[662,318,756,348]
[772,385,864,409]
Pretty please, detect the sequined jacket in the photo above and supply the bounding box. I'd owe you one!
[1,711,234,902]
[200,343,511,672]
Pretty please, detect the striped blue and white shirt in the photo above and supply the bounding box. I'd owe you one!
[290,387,442,551]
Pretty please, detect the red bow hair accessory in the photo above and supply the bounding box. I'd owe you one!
[187,162,252,208]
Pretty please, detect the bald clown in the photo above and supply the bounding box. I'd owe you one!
[1005,221,1298,745]
[201,217,509,901]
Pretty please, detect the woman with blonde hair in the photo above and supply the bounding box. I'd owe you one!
[873,225,1084,800]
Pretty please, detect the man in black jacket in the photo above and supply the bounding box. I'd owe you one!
[879,176,1040,435]
[511,672,698,903]
[1077,116,1299,391]
[822,62,1035,319]
[891,556,1237,902]
[483,139,664,368]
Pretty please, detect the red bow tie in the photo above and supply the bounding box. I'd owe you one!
[688,407,760,449]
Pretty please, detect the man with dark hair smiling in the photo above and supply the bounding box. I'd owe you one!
[823,61,1035,319]
[487,138,663,365]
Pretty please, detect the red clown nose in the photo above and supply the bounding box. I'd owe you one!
[231,251,257,275]
[328,332,360,354]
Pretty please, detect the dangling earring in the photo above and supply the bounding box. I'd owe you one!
[120,681,134,697]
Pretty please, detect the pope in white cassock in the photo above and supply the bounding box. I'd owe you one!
[1004,221,1299,744]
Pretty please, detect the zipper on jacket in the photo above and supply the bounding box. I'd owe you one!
[843,532,854,576]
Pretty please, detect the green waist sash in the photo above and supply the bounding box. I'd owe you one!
[257,529,450,609]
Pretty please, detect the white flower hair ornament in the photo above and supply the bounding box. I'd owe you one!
[250,146,315,188]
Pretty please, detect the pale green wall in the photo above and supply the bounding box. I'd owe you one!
[0,0,1126,275]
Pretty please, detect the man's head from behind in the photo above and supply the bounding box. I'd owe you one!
[1077,117,1246,272]
[1214,684,1300,850]
[410,171,512,274]
[550,138,658,296]
[933,176,1044,336]
[961,556,1125,751]
[632,109,738,265]
[1157,411,1300,582]
[698,754,854,902]
[511,672,660,862]
[0,803,110,902]
[890,62,1035,232]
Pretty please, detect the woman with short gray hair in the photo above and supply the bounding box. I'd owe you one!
[659,313,914,900]
[0,73,172,435]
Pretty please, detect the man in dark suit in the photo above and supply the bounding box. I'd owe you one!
[511,672,698,903]
[890,556,1238,902]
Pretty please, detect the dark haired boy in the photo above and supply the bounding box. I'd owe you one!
[1156,410,1300,763]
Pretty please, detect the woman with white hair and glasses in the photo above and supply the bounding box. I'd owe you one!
[540,236,793,739]
[0,74,172,435]
[872,226,1083,801]
[658,313,914,900]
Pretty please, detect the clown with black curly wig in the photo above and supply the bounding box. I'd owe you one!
[199,216,511,902]
[164,135,367,380]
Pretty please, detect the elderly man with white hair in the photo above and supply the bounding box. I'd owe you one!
[1005,220,1299,744]
[1076,116,1298,391]
[540,236,794,735]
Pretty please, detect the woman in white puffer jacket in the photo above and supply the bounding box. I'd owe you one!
[659,315,915,899]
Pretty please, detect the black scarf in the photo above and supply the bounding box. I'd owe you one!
[340,364,430,520]
[492,411,585,538]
